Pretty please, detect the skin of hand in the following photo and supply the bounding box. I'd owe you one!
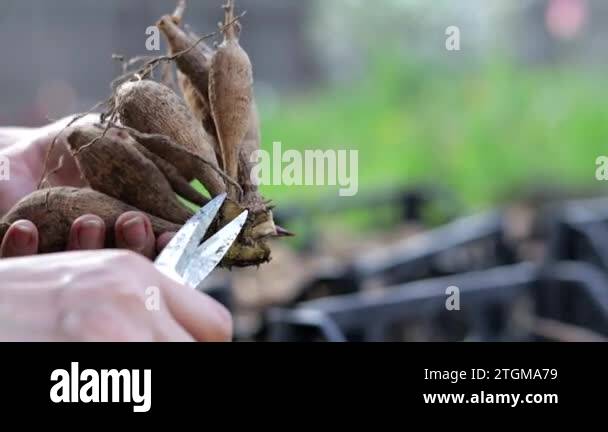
[0,250,233,342]
[0,115,175,258]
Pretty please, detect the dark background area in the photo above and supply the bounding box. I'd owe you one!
[0,0,320,125]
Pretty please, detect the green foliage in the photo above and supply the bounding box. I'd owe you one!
[259,55,608,212]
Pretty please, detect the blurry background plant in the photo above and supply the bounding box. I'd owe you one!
[0,0,606,215]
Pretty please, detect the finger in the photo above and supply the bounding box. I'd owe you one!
[66,215,106,251]
[0,220,39,258]
[159,278,233,342]
[115,212,156,259]
[156,232,176,253]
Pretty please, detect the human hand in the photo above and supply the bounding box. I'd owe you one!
[0,116,175,258]
[0,250,232,342]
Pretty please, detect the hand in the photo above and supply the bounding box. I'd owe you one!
[0,250,233,342]
[0,116,175,258]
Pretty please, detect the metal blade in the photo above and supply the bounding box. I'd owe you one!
[154,193,227,280]
[183,210,248,290]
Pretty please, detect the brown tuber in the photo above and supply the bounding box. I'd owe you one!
[0,187,180,254]
[155,1,279,266]
[67,124,198,224]
[209,0,254,194]
[115,79,226,197]
[157,12,218,140]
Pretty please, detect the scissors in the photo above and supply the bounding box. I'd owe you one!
[154,193,247,291]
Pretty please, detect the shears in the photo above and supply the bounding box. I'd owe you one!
[154,193,247,290]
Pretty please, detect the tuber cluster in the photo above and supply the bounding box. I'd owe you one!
[0,0,291,267]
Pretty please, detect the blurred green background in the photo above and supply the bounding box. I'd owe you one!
[256,0,608,213]
[260,56,608,210]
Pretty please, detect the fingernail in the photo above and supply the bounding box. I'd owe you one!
[122,215,147,251]
[11,222,34,249]
[78,219,104,249]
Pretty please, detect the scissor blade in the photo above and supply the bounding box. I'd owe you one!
[183,210,248,290]
[154,193,227,278]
